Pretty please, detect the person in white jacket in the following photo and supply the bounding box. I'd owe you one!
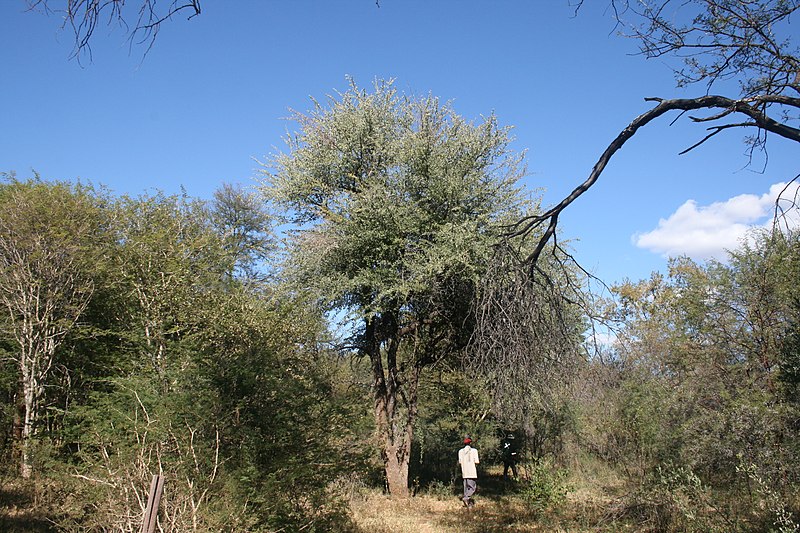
[458,436,480,507]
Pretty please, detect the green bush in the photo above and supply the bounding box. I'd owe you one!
[421,479,455,500]
[519,458,571,511]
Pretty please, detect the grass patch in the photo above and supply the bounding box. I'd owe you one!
[349,466,636,532]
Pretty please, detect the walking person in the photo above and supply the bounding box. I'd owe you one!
[501,433,519,480]
[458,435,480,508]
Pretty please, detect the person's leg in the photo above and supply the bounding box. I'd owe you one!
[464,478,477,506]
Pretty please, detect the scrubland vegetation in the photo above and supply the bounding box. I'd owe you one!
[2,121,799,532]
[3,0,800,526]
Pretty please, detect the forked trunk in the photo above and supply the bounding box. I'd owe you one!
[372,355,420,497]
[366,316,422,498]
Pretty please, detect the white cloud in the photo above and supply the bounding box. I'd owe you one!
[633,181,800,261]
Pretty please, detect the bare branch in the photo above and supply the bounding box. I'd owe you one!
[26,0,202,60]
[609,0,800,98]
[773,174,800,234]
[678,122,754,154]
[510,94,800,269]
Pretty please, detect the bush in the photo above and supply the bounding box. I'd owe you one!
[737,461,800,533]
[518,458,571,512]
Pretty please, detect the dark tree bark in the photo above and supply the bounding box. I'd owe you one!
[364,314,423,498]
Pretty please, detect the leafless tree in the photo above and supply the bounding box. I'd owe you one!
[468,240,586,425]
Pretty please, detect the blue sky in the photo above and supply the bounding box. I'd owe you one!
[2,0,797,285]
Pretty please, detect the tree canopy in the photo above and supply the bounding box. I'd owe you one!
[264,79,531,496]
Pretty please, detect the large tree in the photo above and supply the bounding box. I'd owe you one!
[264,79,527,496]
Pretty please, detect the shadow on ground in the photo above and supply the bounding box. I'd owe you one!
[431,473,546,532]
[0,481,58,533]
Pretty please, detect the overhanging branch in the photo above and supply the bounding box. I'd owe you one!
[508,94,800,270]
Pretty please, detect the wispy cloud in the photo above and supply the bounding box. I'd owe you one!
[633,181,800,261]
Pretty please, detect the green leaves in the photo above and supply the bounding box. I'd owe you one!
[604,227,800,526]
[265,79,525,324]
[263,79,531,495]
[0,176,114,476]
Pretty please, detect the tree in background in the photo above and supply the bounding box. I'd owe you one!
[595,229,800,529]
[264,79,528,496]
[211,183,274,282]
[0,176,111,478]
[193,287,364,531]
[112,191,230,384]
[46,189,361,531]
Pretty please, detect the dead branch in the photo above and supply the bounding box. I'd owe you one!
[773,174,800,234]
[678,122,755,155]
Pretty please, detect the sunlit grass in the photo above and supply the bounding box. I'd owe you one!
[348,467,631,533]
[349,489,544,533]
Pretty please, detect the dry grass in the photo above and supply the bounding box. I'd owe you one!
[0,478,58,533]
[348,468,630,533]
[349,489,637,533]
[350,489,546,533]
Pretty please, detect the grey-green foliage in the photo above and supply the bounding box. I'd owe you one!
[263,78,530,495]
[266,78,527,319]
[601,228,800,530]
[211,182,274,282]
[63,293,359,532]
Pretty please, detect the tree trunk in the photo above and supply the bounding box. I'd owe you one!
[17,331,57,479]
[374,384,414,498]
[13,383,29,478]
[20,376,35,479]
[383,442,410,498]
[367,316,421,498]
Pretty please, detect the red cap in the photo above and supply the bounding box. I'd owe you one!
[464,437,472,444]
